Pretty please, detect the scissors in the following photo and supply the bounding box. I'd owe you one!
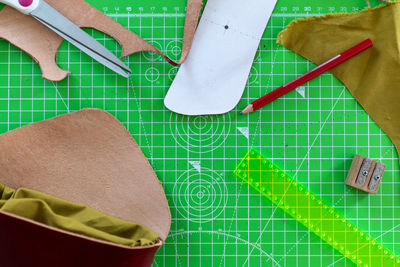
[2,0,131,77]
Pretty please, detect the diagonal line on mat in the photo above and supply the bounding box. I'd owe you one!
[216,40,281,267]
[169,235,184,267]
[217,179,248,267]
[242,87,346,266]
[326,221,400,266]
[277,232,309,265]
[51,82,70,112]
[249,39,281,148]
[128,78,155,161]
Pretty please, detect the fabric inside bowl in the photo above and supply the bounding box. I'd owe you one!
[0,184,159,247]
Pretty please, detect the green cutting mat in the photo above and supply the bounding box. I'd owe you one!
[0,0,399,266]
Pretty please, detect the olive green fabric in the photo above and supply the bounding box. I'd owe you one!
[0,184,159,247]
[277,2,400,166]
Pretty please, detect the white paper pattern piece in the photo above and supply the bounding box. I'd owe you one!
[164,0,278,115]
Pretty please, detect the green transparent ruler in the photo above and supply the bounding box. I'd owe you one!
[234,150,400,267]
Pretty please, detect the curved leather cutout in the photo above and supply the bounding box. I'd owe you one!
[0,0,202,81]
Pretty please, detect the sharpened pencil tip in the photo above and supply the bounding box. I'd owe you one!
[241,104,254,114]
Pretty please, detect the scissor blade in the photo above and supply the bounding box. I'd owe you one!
[30,0,131,78]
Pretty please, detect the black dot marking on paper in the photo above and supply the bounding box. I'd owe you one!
[224,25,229,29]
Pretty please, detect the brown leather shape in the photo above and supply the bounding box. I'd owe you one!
[0,0,202,81]
[0,109,171,267]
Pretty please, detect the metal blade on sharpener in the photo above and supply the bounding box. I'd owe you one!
[30,1,131,78]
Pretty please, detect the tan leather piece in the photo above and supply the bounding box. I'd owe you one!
[0,0,202,81]
[0,108,171,241]
[0,7,68,81]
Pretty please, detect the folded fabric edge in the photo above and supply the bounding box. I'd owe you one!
[0,208,163,249]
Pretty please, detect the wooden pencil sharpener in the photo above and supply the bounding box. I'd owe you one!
[345,155,386,194]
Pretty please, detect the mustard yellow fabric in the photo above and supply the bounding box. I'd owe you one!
[0,184,159,247]
[277,2,400,165]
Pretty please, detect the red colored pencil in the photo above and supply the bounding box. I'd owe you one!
[241,38,373,114]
